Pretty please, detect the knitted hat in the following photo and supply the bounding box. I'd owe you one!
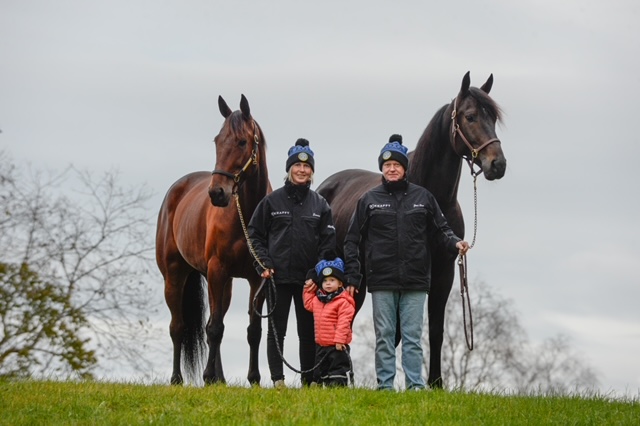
[286,138,315,172]
[378,134,409,171]
[314,257,345,284]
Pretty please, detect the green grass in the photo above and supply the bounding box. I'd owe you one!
[1,380,638,425]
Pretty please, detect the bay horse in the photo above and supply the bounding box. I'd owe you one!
[156,94,271,385]
[317,72,506,388]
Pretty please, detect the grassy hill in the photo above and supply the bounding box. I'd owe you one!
[1,380,638,425]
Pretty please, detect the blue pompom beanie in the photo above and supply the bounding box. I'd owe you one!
[286,138,315,172]
[315,257,345,283]
[378,134,409,171]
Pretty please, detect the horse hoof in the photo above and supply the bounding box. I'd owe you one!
[428,378,444,389]
[170,374,184,386]
[247,372,261,385]
[203,375,226,386]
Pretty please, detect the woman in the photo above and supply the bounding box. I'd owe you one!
[248,138,336,388]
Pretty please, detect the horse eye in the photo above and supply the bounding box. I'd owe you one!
[465,114,475,123]
[238,139,247,147]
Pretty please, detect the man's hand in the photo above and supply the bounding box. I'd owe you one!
[456,241,470,255]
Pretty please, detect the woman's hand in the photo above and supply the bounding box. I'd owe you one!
[261,269,274,279]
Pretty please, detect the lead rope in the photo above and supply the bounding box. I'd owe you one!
[234,193,352,385]
[457,173,478,351]
[233,193,276,319]
[458,253,474,351]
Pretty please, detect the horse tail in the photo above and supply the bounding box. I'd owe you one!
[182,270,207,382]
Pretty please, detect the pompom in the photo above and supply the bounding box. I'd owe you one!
[286,138,314,172]
[389,134,403,144]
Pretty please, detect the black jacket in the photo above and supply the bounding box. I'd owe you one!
[248,182,336,286]
[344,180,460,293]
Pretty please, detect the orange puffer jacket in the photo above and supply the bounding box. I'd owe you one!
[303,287,356,346]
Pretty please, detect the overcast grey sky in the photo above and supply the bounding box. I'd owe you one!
[1,1,639,395]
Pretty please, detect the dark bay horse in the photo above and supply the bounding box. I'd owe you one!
[317,72,506,388]
[156,94,271,385]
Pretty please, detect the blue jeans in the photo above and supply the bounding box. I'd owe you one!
[371,290,426,390]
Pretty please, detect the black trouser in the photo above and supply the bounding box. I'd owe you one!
[267,283,315,385]
[314,344,351,386]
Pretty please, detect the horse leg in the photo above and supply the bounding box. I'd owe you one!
[203,270,231,385]
[247,276,265,385]
[427,258,456,389]
[217,279,232,379]
[204,316,226,384]
[165,275,186,385]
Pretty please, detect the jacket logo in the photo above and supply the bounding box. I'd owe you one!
[271,211,290,217]
[313,213,320,217]
[413,204,425,208]
[369,203,391,209]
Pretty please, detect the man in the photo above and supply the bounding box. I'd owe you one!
[343,134,469,391]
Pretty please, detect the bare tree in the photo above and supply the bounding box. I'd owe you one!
[0,151,160,379]
[511,334,600,395]
[439,280,528,391]
[351,280,600,394]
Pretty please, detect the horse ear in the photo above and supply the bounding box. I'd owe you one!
[460,71,471,97]
[219,96,232,118]
[480,74,494,94]
[240,94,251,120]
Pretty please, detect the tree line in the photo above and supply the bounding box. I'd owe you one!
[352,280,600,393]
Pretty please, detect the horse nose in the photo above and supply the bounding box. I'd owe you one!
[208,186,230,207]
[487,158,506,180]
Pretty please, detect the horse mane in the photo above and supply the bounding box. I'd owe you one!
[226,110,269,195]
[470,87,503,123]
[410,104,449,177]
[226,110,268,158]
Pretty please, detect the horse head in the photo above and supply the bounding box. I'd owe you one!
[450,72,506,181]
[209,94,262,207]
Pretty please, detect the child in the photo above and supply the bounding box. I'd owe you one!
[303,257,356,387]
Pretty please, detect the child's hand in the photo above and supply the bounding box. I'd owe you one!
[336,343,346,351]
[304,279,317,292]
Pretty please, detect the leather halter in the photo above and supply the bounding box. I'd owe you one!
[211,120,260,193]
[450,97,501,177]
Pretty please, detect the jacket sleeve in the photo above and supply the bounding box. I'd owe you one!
[316,197,337,262]
[303,286,315,312]
[343,197,367,289]
[247,198,275,274]
[426,193,461,255]
[334,298,356,344]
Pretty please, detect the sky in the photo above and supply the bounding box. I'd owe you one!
[1,0,639,396]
